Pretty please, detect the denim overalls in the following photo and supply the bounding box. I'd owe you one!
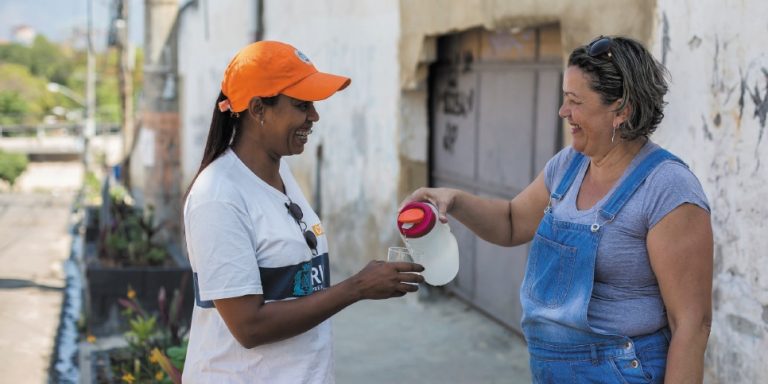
[520,148,681,383]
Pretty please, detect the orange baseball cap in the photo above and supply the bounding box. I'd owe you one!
[219,41,351,113]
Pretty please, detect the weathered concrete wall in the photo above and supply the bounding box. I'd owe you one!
[399,0,657,90]
[263,0,403,272]
[652,1,768,382]
[136,0,182,247]
[174,0,658,274]
[397,0,656,157]
[255,0,659,273]
[177,0,258,189]
[171,0,764,378]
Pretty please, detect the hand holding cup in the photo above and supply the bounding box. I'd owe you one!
[387,246,423,286]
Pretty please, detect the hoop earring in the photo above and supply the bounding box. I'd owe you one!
[611,125,617,143]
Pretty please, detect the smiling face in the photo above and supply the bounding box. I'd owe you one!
[262,94,319,156]
[559,66,625,157]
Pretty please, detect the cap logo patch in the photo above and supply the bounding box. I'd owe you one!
[294,49,312,64]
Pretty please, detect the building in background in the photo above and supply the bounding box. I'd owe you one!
[132,1,767,382]
[129,0,183,258]
[11,25,37,45]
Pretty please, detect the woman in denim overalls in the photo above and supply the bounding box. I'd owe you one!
[404,36,712,383]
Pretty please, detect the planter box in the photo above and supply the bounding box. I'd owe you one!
[84,264,194,336]
[79,337,184,384]
[79,197,194,336]
[78,336,127,384]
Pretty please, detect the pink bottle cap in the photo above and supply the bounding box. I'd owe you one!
[397,202,436,238]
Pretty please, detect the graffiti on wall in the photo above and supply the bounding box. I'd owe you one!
[695,32,768,175]
[443,122,458,153]
[438,71,475,154]
[441,80,474,116]
[739,63,768,174]
[744,68,768,131]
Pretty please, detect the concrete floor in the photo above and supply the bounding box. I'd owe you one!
[333,285,532,384]
[0,162,533,383]
[0,162,82,384]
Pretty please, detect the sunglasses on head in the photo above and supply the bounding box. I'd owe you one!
[587,36,614,58]
[285,201,318,255]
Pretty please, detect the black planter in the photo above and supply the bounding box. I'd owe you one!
[82,205,101,243]
[84,264,194,336]
[79,198,194,337]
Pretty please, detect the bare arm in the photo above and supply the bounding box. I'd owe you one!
[647,203,713,384]
[214,261,424,348]
[403,171,550,246]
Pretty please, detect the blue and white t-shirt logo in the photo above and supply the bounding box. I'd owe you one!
[254,253,330,301]
[293,263,313,296]
[294,49,312,64]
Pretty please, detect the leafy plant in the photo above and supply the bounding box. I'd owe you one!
[99,191,169,267]
[108,285,188,384]
[0,150,28,187]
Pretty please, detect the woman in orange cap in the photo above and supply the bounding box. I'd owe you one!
[182,41,424,383]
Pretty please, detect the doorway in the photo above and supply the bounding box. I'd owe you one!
[429,24,563,332]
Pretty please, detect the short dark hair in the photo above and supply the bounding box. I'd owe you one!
[568,36,669,141]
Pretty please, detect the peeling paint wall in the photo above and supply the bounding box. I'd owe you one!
[653,1,768,382]
[396,0,657,197]
[398,0,656,90]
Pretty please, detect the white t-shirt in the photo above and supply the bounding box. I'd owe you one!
[182,149,333,384]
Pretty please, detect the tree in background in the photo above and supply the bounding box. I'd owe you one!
[0,63,58,125]
[0,34,143,127]
[0,35,74,86]
[0,90,29,126]
[0,150,29,188]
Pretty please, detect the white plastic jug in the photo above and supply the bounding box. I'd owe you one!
[396,202,459,286]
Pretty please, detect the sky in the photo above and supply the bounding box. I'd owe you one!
[0,0,144,48]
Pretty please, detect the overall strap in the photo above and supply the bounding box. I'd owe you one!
[551,152,588,200]
[598,148,686,221]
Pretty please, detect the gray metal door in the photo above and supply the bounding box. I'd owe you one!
[430,26,562,332]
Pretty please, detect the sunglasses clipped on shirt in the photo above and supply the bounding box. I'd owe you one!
[285,200,319,255]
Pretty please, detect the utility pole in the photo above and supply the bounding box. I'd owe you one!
[84,0,96,171]
[114,0,134,184]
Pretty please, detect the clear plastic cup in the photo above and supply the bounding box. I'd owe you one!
[387,246,421,285]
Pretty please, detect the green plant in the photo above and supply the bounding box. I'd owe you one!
[0,150,28,187]
[110,285,188,384]
[100,192,169,267]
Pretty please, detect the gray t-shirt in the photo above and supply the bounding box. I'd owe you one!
[544,141,710,337]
